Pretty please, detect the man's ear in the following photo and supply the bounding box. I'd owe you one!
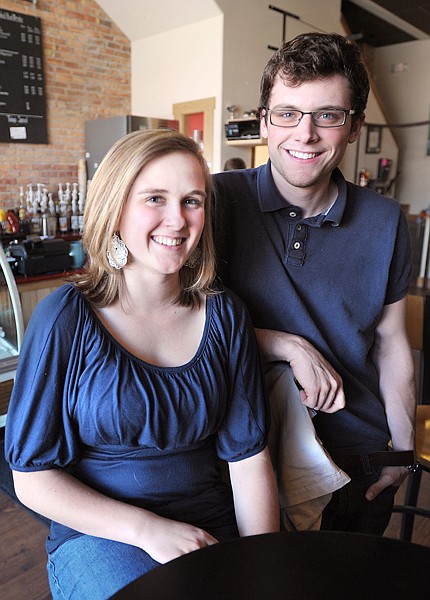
[260,109,268,139]
[348,113,365,144]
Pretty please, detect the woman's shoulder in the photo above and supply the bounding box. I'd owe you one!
[209,284,252,325]
[29,283,86,329]
[33,282,80,310]
[18,283,89,358]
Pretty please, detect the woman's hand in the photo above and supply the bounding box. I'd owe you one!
[12,469,218,565]
[140,513,219,563]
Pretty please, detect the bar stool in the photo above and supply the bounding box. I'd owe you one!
[392,405,430,542]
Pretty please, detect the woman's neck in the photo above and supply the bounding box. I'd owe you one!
[120,268,181,315]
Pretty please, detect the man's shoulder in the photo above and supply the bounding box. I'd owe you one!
[212,168,261,220]
[212,166,259,188]
[346,181,402,215]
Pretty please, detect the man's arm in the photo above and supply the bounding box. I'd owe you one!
[254,328,345,413]
[366,297,417,500]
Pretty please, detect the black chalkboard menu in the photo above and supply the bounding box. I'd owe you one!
[0,8,48,143]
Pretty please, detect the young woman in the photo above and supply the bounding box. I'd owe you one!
[5,129,279,599]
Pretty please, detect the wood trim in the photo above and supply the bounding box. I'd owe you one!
[173,97,215,169]
[407,294,424,351]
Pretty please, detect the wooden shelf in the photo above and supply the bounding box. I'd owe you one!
[226,138,267,147]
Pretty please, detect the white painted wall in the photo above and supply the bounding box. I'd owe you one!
[97,0,221,40]
[215,0,345,170]
[129,0,398,181]
[131,1,348,172]
[371,39,430,213]
[131,15,224,171]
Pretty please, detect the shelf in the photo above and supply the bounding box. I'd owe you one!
[1,232,81,249]
[226,139,267,147]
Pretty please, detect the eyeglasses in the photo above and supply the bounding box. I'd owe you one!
[265,108,356,128]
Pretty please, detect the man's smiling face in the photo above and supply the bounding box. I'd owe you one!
[260,73,362,197]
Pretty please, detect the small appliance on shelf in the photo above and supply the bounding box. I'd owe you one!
[224,117,261,141]
[8,235,73,276]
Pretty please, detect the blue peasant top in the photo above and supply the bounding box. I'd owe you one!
[5,284,268,551]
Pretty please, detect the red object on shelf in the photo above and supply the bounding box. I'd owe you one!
[6,211,20,233]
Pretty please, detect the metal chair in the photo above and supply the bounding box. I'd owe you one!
[390,295,430,541]
[392,405,430,542]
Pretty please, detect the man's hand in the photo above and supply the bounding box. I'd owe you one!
[288,336,345,413]
[365,466,409,501]
[255,328,345,414]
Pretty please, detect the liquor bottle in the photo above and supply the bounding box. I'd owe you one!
[18,205,31,234]
[78,191,85,232]
[70,183,80,233]
[58,207,69,234]
[47,193,58,236]
[58,183,70,234]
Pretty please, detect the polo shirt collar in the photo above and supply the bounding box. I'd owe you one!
[257,160,347,226]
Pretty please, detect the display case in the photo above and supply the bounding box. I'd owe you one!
[0,244,24,427]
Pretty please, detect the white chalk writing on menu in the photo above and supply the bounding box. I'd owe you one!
[0,9,47,143]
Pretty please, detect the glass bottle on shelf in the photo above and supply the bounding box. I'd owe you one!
[58,183,70,234]
[70,183,80,233]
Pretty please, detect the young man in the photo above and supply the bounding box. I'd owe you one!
[213,32,417,534]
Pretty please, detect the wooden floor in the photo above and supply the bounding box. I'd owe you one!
[0,471,429,600]
[0,491,51,600]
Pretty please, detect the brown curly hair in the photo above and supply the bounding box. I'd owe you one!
[259,32,370,127]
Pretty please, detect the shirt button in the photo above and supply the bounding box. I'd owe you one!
[289,211,297,218]
[296,224,302,231]
[293,241,301,250]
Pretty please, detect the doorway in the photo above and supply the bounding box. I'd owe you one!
[173,97,215,169]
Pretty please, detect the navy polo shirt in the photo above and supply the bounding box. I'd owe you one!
[213,162,412,455]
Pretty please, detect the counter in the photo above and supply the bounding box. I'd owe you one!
[16,270,80,328]
[1,233,83,328]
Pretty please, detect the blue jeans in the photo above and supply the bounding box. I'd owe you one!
[47,535,160,600]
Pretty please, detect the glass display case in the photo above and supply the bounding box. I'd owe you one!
[0,243,24,427]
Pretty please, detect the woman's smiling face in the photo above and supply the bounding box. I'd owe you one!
[118,151,206,278]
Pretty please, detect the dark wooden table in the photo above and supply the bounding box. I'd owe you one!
[110,530,430,600]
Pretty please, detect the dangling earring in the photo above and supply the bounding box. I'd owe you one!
[185,246,202,269]
[107,232,128,269]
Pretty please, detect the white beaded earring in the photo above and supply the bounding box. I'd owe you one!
[107,232,128,269]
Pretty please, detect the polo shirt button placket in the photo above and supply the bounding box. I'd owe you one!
[286,212,307,266]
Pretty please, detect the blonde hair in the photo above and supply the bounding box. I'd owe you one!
[73,129,216,308]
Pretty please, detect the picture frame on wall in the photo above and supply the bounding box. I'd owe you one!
[366,125,382,154]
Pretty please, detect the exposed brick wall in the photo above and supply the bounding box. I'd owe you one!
[0,0,131,210]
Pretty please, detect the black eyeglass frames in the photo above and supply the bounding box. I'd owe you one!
[265,108,355,128]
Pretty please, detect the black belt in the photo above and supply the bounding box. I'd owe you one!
[332,450,415,475]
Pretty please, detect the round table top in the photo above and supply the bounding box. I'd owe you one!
[110,530,430,600]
